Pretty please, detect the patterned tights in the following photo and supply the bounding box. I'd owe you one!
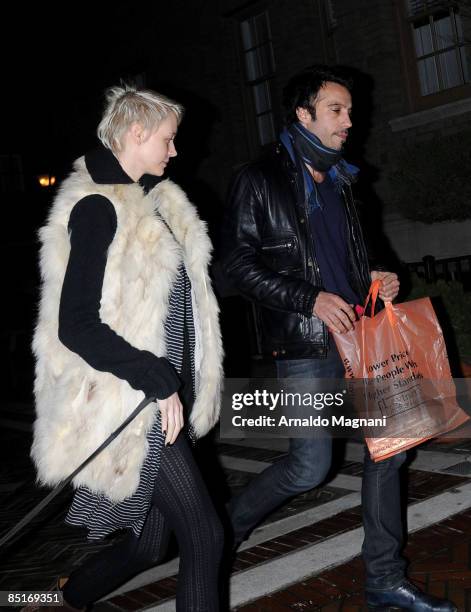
[63,435,224,611]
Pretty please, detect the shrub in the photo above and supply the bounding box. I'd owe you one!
[389,131,471,223]
[406,274,471,361]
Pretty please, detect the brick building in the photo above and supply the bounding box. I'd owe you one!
[146,0,471,266]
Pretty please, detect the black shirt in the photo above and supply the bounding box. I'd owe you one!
[308,173,359,306]
[58,146,180,400]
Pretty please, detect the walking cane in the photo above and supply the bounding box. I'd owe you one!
[0,395,156,550]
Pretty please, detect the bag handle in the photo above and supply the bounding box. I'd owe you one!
[363,279,396,325]
[363,279,382,318]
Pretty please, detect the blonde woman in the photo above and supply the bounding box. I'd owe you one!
[31,84,224,610]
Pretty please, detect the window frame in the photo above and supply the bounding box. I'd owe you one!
[0,154,25,193]
[235,7,278,153]
[396,0,471,112]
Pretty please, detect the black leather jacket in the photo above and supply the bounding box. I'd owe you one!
[222,143,372,359]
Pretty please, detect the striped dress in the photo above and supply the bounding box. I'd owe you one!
[65,264,195,540]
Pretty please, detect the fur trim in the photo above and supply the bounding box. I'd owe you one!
[152,181,223,437]
[32,158,223,502]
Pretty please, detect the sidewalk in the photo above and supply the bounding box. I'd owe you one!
[236,506,471,611]
[1,404,471,610]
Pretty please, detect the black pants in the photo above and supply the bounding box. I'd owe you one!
[63,435,224,611]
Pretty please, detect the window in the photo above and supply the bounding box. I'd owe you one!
[0,154,24,193]
[324,0,338,34]
[240,12,276,146]
[407,1,471,96]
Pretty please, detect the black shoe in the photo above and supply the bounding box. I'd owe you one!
[366,579,457,611]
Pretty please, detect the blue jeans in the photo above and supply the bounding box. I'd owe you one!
[229,342,406,590]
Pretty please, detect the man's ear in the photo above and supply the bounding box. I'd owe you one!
[296,106,312,127]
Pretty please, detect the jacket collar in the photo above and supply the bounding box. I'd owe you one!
[278,135,359,184]
[85,143,162,193]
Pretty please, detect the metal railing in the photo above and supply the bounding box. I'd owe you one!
[406,254,471,285]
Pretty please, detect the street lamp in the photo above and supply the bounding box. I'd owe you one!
[37,174,56,188]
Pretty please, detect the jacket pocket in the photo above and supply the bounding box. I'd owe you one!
[261,235,299,273]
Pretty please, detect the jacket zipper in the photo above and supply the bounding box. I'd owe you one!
[261,241,294,252]
[300,192,328,345]
[342,186,370,300]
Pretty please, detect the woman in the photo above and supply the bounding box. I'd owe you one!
[31,84,224,611]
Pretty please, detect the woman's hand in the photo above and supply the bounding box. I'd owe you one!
[159,392,184,445]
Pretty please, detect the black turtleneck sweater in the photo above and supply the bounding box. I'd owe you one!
[58,146,181,400]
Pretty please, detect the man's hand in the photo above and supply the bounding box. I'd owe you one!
[313,291,356,334]
[159,392,184,445]
[371,270,400,302]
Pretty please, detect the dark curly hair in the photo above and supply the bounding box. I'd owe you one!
[282,65,353,126]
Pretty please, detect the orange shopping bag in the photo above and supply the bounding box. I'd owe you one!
[333,280,469,461]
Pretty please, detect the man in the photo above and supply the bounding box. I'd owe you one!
[222,66,456,612]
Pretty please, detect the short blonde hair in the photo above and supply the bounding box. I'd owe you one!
[97,83,184,153]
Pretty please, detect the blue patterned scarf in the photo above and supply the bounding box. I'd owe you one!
[280,124,358,210]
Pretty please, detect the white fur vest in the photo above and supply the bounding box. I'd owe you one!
[32,157,223,502]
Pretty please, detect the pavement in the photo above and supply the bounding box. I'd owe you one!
[1,400,471,611]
